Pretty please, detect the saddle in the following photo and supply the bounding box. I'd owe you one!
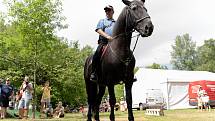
[100,44,109,59]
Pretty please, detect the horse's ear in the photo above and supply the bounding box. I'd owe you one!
[141,0,145,3]
[122,0,131,6]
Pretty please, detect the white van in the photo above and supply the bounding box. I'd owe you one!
[146,89,165,108]
[132,89,165,110]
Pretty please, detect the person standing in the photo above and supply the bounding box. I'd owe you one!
[40,81,51,116]
[18,76,33,119]
[15,91,20,110]
[90,5,115,82]
[0,79,3,119]
[120,97,126,112]
[197,86,205,111]
[201,92,210,111]
[0,78,13,119]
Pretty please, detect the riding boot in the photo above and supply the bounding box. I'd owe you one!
[90,44,103,82]
[133,76,137,82]
[90,59,97,82]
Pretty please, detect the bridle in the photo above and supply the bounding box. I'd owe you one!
[111,5,150,39]
[135,16,150,27]
[109,5,150,66]
[129,6,151,34]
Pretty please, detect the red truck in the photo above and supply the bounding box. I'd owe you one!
[189,80,215,106]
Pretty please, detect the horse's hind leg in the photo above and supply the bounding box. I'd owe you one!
[108,85,116,121]
[94,85,106,121]
[86,81,97,121]
[125,82,134,121]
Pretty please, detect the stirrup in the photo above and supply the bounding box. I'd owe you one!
[133,76,137,82]
[90,73,97,82]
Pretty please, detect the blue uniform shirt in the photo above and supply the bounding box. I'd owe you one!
[96,18,115,44]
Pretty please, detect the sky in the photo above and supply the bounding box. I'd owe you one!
[1,0,215,67]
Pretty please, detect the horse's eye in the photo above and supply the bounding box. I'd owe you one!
[130,4,137,10]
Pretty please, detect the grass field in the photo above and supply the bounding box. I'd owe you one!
[3,109,215,121]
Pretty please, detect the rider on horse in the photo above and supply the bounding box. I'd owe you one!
[90,5,115,82]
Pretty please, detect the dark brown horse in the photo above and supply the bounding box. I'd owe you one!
[84,0,153,121]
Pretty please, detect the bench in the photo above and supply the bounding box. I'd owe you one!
[145,109,164,116]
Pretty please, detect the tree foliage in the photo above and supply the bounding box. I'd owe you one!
[195,39,215,72]
[171,34,197,70]
[0,0,93,107]
[146,63,168,69]
[171,34,215,73]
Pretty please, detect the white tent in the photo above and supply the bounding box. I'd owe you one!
[133,68,215,109]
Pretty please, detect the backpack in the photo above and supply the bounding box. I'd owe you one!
[1,84,13,98]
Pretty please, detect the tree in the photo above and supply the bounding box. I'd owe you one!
[195,39,215,72]
[146,63,168,69]
[0,0,93,108]
[170,34,197,70]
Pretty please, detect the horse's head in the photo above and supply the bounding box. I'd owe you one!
[122,0,153,37]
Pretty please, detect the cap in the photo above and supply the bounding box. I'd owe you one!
[6,78,10,81]
[104,5,114,11]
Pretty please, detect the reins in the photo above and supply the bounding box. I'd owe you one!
[111,30,141,52]
[108,32,141,66]
[132,33,140,53]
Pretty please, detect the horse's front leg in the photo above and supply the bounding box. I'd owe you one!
[87,105,93,121]
[108,85,116,121]
[94,85,106,121]
[125,82,134,121]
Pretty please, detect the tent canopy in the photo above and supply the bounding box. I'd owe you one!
[133,68,215,109]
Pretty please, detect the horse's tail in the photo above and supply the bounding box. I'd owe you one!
[84,55,92,80]
[84,55,97,106]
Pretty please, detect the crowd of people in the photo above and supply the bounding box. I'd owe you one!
[0,76,65,119]
[1,78,212,119]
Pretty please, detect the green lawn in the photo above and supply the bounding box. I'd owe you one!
[3,109,215,121]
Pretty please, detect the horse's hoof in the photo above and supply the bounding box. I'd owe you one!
[128,117,134,121]
[110,117,115,121]
[110,115,115,121]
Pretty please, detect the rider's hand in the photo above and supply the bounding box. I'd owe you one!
[107,36,113,41]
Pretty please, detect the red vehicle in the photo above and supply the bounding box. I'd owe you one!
[189,80,215,106]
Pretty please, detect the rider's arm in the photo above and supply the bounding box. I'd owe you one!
[95,19,113,41]
[96,29,113,40]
